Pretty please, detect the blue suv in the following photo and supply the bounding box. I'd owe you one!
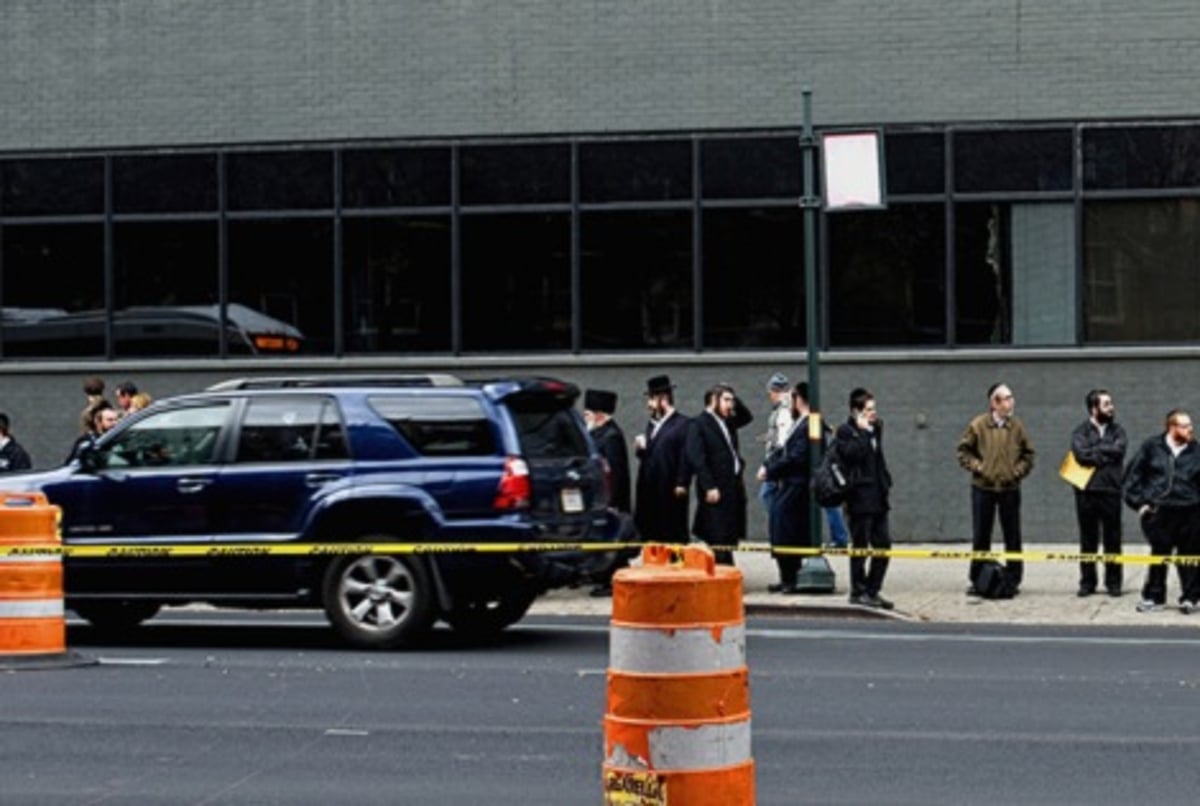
[6,375,618,647]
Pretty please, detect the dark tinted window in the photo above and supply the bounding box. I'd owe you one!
[461,214,570,350]
[114,154,218,213]
[702,207,805,348]
[227,150,333,210]
[342,216,451,353]
[828,203,946,346]
[368,395,496,456]
[1083,199,1200,342]
[236,397,347,462]
[342,148,450,208]
[580,140,692,202]
[505,399,589,459]
[1,224,104,358]
[580,210,692,349]
[460,144,569,205]
[955,203,1011,344]
[955,130,1072,192]
[2,158,104,216]
[701,137,801,199]
[1083,126,1200,190]
[886,132,945,195]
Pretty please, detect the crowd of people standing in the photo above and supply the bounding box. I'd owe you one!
[583,374,1200,616]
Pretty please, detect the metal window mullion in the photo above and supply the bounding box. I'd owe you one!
[450,145,461,355]
[692,136,703,352]
[103,155,114,359]
[570,141,581,353]
[217,152,228,359]
[333,149,344,356]
[945,128,956,347]
[1073,124,1085,346]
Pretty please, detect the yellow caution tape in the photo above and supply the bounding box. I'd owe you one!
[1,541,1199,566]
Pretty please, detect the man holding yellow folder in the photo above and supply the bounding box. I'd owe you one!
[1067,390,1127,597]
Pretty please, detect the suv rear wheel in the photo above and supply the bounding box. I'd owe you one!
[322,551,435,648]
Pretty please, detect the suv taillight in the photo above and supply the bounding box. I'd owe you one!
[494,456,531,510]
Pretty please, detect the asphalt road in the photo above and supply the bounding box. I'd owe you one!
[3,612,1199,805]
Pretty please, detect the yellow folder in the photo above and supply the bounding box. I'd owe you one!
[1059,450,1095,491]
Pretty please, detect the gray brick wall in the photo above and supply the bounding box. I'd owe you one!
[4,1,1200,151]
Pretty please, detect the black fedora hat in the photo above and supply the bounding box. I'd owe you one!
[584,389,617,414]
[645,375,674,396]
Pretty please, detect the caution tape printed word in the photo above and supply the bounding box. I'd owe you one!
[3,541,1200,566]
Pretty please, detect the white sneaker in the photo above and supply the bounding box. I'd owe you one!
[1136,599,1163,613]
[1180,600,1197,615]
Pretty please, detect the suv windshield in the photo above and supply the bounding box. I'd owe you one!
[505,399,589,459]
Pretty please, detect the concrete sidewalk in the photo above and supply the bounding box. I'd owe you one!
[530,543,1200,628]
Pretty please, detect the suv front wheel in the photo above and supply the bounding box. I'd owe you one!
[322,551,435,648]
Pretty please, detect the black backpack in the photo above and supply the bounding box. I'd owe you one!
[975,561,1017,599]
[813,442,849,508]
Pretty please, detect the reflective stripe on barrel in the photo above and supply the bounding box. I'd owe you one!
[603,544,754,805]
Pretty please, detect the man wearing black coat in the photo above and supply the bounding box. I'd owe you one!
[633,375,692,544]
[758,382,812,592]
[584,389,635,596]
[835,387,894,610]
[0,413,32,473]
[686,383,753,565]
[1122,409,1200,613]
[1069,389,1127,597]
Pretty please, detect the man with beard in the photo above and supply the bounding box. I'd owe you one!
[1069,389,1127,597]
[1123,409,1200,613]
[633,375,692,545]
[583,389,634,596]
[686,382,753,565]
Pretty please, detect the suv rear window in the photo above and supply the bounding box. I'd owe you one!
[505,398,589,459]
[368,395,497,457]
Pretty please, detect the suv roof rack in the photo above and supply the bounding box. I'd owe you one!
[207,373,464,391]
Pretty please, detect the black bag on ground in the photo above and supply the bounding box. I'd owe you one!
[813,443,849,508]
[975,561,1016,599]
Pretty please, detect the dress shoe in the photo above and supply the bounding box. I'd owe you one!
[1077,586,1095,598]
[862,593,895,610]
[768,582,799,594]
[848,593,867,606]
[1106,587,1123,597]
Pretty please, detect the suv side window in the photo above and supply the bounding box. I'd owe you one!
[103,403,230,468]
[368,395,496,457]
[236,396,349,463]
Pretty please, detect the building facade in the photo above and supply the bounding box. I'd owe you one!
[3,1,1200,542]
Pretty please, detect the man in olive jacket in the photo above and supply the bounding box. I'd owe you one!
[956,382,1035,594]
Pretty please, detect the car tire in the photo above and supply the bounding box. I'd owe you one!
[321,552,436,649]
[444,586,539,637]
[71,600,161,633]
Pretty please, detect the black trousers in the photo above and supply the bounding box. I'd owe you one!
[969,487,1023,587]
[1075,491,1122,592]
[1140,506,1200,605]
[848,511,891,596]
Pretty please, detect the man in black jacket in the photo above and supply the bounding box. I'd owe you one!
[633,375,692,544]
[835,388,894,610]
[1122,409,1200,613]
[686,383,753,565]
[584,388,634,596]
[0,413,32,473]
[1070,389,1127,597]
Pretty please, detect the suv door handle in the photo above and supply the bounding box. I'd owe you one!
[177,477,211,494]
[305,472,343,488]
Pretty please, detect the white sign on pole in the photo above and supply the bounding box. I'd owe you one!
[821,130,886,211]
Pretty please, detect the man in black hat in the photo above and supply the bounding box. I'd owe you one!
[687,382,753,565]
[583,389,633,596]
[633,375,692,545]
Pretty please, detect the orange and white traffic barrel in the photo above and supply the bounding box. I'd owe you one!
[603,544,754,805]
[0,492,90,670]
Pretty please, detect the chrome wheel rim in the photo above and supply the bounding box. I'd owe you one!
[337,556,415,631]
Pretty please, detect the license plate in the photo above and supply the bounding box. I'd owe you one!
[560,487,584,513]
